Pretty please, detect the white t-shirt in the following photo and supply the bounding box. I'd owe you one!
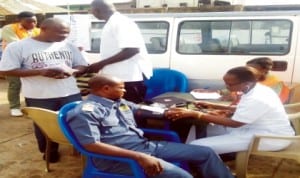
[0,38,88,99]
[99,12,152,81]
[230,83,295,136]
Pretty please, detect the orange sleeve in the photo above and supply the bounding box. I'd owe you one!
[279,83,290,104]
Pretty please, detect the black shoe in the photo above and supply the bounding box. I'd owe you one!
[43,151,60,163]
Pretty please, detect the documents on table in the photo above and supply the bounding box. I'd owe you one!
[190,91,221,100]
[139,105,166,114]
[137,105,166,119]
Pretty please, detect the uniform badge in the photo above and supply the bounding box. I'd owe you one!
[119,104,130,111]
[82,103,95,112]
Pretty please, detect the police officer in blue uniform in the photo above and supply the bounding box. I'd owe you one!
[66,74,234,178]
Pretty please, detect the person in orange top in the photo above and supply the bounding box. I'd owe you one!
[1,11,40,116]
[246,57,290,103]
[214,57,289,105]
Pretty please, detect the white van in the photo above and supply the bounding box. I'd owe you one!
[88,10,300,90]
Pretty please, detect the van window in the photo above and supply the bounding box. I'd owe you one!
[137,21,169,54]
[90,22,105,53]
[89,21,169,54]
[177,19,292,55]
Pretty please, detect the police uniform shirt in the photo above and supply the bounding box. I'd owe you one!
[66,94,157,153]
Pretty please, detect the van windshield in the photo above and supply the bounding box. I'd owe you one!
[90,21,169,54]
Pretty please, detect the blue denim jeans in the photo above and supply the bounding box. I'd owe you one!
[152,141,233,178]
[99,141,234,178]
[25,93,82,153]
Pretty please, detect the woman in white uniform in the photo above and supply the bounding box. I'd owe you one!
[166,66,295,154]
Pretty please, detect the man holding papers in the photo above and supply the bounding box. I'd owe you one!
[0,18,88,162]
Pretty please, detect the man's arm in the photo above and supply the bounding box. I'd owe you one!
[84,141,163,176]
[72,65,88,77]
[1,68,71,79]
[87,48,139,73]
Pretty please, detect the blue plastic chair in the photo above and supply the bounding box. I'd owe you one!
[144,68,189,100]
[58,101,183,178]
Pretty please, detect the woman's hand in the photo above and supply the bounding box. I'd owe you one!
[165,107,199,121]
[206,109,233,117]
[193,101,214,109]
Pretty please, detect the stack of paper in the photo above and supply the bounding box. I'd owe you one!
[190,91,221,100]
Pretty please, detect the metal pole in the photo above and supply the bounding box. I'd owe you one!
[67,0,70,15]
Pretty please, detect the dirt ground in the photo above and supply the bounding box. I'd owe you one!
[0,78,299,178]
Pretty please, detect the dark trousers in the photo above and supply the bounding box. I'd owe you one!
[170,118,208,142]
[123,81,147,127]
[25,93,82,153]
[123,81,147,104]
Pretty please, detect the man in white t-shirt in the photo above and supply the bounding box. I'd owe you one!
[0,18,88,163]
[1,11,40,117]
[88,0,153,104]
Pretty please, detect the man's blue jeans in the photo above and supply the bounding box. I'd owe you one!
[25,94,82,153]
[152,141,234,178]
[98,141,234,178]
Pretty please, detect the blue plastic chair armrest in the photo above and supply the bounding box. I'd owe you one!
[87,152,139,163]
[85,152,145,178]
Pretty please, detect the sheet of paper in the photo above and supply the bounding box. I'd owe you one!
[190,91,221,100]
[139,105,166,114]
[57,63,79,75]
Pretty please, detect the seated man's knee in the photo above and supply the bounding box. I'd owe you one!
[158,159,192,178]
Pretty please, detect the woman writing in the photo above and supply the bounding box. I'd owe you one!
[166,66,295,154]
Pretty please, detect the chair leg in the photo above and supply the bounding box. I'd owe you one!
[45,139,51,172]
[81,155,87,174]
[235,151,249,178]
[271,158,284,177]
[71,146,80,156]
